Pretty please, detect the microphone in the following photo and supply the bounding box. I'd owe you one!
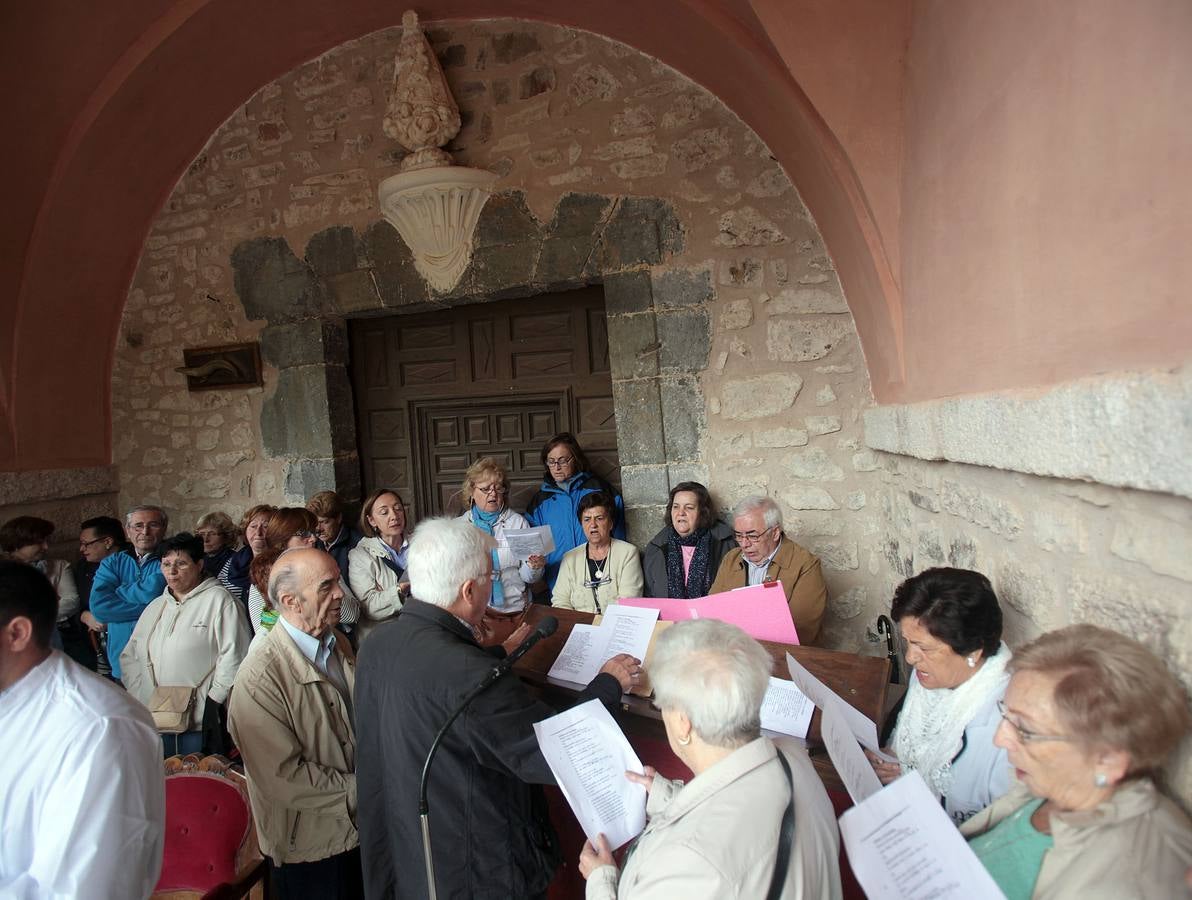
[417,613,559,900]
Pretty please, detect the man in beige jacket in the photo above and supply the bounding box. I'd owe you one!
[228,548,360,899]
[709,496,827,644]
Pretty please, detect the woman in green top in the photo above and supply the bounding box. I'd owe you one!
[962,624,1192,899]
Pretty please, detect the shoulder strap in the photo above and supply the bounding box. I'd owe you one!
[766,751,797,900]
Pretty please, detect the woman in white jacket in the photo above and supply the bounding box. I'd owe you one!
[552,492,643,613]
[121,532,250,757]
[456,457,544,613]
[348,487,411,642]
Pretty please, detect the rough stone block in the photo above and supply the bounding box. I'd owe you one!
[948,535,979,569]
[534,237,597,288]
[787,447,845,481]
[493,31,542,64]
[915,526,946,566]
[325,366,358,456]
[831,586,866,620]
[1031,508,1088,554]
[666,463,709,491]
[1110,512,1192,582]
[805,415,841,435]
[232,236,330,323]
[260,320,348,368]
[568,63,621,106]
[755,427,809,448]
[766,317,853,362]
[325,269,382,315]
[261,367,335,458]
[720,299,753,330]
[546,193,614,239]
[304,226,359,278]
[940,479,1024,539]
[624,505,665,549]
[361,221,429,307]
[715,207,787,247]
[907,489,940,513]
[603,270,653,315]
[607,313,659,380]
[657,309,710,374]
[660,377,704,462]
[810,539,859,571]
[612,380,665,466]
[768,287,849,315]
[619,466,669,508]
[994,558,1056,630]
[720,373,803,421]
[779,485,839,510]
[283,455,362,503]
[473,192,542,248]
[469,241,539,296]
[651,267,714,310]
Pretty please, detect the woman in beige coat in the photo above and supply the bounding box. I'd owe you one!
[578,619,842,900]
[962,624,1192,899]
[551,492,643,613]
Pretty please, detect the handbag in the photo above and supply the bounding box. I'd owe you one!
[765,751,797,900]
[144,604,216,734]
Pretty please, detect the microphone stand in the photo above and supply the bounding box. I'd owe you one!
[418,617,557,899]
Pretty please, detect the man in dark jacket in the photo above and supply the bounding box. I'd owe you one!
[307,490,363,579]
[354,517,638,900]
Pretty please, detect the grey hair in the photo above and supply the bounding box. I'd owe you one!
[125,504,169,531]
[407,517,493,608]
[267,547,306,609]
[648,619,772,749]
[733,495,782,531]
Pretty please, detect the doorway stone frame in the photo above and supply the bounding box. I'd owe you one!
[235,189,714,538]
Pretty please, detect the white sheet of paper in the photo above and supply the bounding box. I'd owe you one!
[838,770,1004,900]
[784,652,896,761]
[499,525,556,558]
[820,701,883,804]
[547,606,659,686]
[759,677,814,739]
[534,699,647,850]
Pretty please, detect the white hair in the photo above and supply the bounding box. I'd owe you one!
[406,517,493,608]
[733,495,781,530]
[648,619,772,748]
[126,504,169,531]
[267,547,307,609]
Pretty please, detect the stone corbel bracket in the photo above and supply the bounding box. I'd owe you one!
[377,10,497,293]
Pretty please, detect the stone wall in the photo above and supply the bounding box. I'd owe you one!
[110,17,883,660]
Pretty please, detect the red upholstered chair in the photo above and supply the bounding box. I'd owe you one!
[152,754,267,900]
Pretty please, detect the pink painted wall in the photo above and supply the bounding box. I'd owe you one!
[899,0,1192,398]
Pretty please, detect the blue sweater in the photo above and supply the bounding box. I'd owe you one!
[525,473,625,589]
[89,550,165,680]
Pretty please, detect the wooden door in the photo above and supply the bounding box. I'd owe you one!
[350,287,619,520]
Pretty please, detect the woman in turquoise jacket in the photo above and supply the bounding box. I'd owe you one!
[525,432,625,592]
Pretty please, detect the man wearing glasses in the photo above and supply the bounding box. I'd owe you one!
[709,495,827,644]
[89,506,168,681]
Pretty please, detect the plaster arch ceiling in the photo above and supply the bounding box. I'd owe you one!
[1,0,903,471]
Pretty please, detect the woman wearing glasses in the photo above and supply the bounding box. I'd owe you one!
[865,567,1012,825]
[348,487,412,642]
[247,507,360,637]
[525,432,625,592]
[551,492,643,613]
[962,625,1192,899]
[458,457,544,613]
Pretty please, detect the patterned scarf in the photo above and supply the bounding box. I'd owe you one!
[470,505,506,608]
[665,526,715,599]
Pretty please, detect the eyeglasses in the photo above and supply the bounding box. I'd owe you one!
[195,530,219,539]
[129,521,164,532]
[161,559,196,572]
[732,527,775,544]
[293,530,316,540]
[546,456,574,469]
[80,537,108,548]
[474,484,507,496]
[996,701,1076,745]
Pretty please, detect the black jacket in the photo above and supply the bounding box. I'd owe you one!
[641,519,737,598]
[355,599,621,899]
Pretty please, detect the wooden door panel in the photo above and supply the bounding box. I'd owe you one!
[350,286,619,517]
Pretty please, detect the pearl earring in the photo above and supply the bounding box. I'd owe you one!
[677,734,691,747]
[1094,772,1108,788]
[966,656,976,668]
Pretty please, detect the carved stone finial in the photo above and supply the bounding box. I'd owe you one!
[383,10,461,172]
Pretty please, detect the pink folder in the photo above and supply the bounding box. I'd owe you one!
[619,582,800,645]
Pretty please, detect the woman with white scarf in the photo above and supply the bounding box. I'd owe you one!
[867,567,1012,825]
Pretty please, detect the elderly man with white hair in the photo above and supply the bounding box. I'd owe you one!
[578,618,842,899]
[228,547,361,899]
[354,517,640,900]
[709,495,828,644]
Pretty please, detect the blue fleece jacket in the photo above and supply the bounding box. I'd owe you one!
[525,472,625,589]
[89,549,165,680]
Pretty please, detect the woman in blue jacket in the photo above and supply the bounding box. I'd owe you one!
[525,432,625,592]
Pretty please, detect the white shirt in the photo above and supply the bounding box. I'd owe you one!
[0,651,165,899]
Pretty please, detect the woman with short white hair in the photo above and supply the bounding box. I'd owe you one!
[579,619,843,900]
